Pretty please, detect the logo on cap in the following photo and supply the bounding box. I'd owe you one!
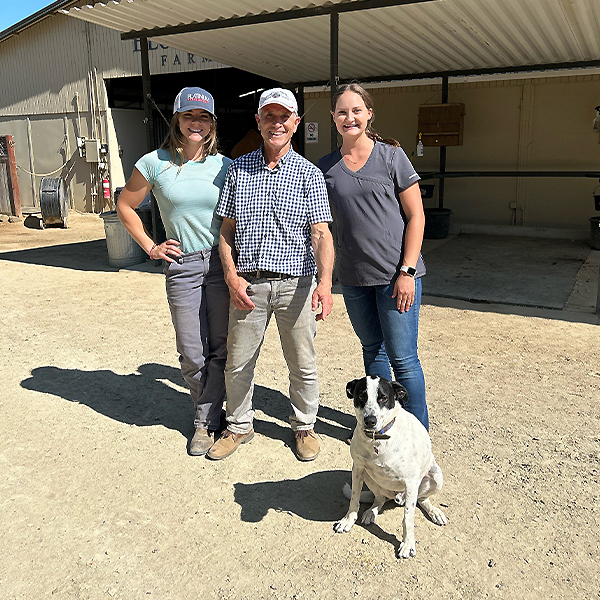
[187,93,210,104]
[258,88,297,113]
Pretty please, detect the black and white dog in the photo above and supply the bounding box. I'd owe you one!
[334,376,447,558]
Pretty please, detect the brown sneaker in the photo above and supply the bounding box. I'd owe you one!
[189,428,214,456]
[295,429,320,461]
[207,429,254,460]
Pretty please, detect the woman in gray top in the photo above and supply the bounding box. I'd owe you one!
[318,83,429,430]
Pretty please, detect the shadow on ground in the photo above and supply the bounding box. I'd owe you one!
[20,363,354,441]
[21,363,194,435]
[233,471,402,552]
[0,240,119,272]
[234,469,350,523]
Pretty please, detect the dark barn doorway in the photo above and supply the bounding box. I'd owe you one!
[105,67,281,157]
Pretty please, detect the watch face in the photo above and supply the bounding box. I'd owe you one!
[402,266,416,276]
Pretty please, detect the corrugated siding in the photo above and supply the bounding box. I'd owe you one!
[63,0,600,83]
[0,14,228,116]
[0,16,91,115]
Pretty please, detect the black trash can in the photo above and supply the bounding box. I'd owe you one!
[424,208,452,240]
[590,216,600,250]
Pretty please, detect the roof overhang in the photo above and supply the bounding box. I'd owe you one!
[46,0,600,84]
[0,0,80,42]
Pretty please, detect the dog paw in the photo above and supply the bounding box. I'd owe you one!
[334,516,356,533]
[429,506,448,526]
[418,498,448,526]
[397,541,416,559]
[361,509,377,525]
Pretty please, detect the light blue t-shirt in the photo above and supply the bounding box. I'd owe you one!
[135,148,232,254]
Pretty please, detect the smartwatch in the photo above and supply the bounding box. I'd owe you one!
[400,265,417,278]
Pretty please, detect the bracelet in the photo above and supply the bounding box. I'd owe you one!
[149,243,158,259]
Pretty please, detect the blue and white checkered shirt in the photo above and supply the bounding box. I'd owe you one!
[217,146,332,276]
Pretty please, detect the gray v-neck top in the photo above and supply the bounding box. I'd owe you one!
[318,141,425,286]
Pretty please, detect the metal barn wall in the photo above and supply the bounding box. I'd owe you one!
[304,73,600,232]
[0,14,228,116]
[0,13,227,212]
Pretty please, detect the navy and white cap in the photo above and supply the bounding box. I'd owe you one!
[258,88,298,114]
[173,87,216,118]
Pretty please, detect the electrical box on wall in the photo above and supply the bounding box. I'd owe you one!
[418,103,465,146]
[84,139,100,162]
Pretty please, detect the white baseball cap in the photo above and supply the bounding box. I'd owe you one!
[258,88,298,113]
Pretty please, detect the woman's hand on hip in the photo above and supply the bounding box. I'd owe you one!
[150,239,182,262]
[392,274,415,313]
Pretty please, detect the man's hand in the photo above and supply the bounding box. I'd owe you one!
[312,282,333,321]
[228,274,255,311]
[219,217,256,310]
[310,222,334,321]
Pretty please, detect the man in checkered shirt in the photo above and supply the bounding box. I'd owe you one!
[209,88,334,462]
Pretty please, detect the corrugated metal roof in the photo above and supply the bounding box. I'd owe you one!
[61,0,600,83]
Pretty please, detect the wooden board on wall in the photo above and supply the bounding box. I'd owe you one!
[418,103,465,146]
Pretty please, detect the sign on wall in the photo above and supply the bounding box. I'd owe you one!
[133,39,226,73]
[305,122,318,144]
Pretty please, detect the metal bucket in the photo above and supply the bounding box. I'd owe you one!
[99,211,146,268]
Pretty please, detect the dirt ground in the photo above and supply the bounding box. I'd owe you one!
[1,213,599,600]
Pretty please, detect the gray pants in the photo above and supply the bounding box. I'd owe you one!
[225,275,319,435]
[164,248,230,430]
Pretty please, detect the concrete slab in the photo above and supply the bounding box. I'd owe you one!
[421,234,593,310]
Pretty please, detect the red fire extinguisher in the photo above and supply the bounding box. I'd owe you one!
[102,177,110,200]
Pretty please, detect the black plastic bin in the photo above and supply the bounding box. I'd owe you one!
[590,216,600,250]
[424,208,452,240]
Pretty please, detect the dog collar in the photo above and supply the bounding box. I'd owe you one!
[364,414,397,440]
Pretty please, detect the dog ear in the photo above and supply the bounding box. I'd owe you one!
[346,379,358,398]
[391,381,408,407]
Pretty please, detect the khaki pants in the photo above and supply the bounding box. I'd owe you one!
[224,275,319,434]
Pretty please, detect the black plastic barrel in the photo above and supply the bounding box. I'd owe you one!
[590,216,600,250]
[39,177,69,228]
[424,208,452,239]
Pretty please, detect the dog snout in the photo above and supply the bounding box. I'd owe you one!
[363,415,377,430]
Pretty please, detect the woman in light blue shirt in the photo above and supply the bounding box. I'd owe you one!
[118,87,232,456]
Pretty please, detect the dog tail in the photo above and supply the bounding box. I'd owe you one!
[342,482,375,503]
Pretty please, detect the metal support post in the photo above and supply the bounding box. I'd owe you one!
[438,75,449,209]
[297,85,305,156]
[139,37,158,249]
[330,12,339,152]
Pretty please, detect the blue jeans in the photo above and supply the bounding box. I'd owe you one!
[341,278,429,430]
